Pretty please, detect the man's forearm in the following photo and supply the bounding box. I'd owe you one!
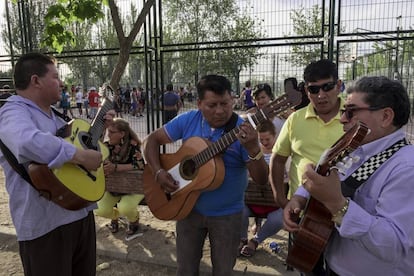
[248,158,269,185]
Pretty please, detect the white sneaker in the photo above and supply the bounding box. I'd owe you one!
[125,232,143,241]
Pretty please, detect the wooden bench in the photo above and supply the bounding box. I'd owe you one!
[105,170,147,205]
[244,179,278,207]
[105,172,281,208]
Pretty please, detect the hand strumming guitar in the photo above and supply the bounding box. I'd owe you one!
[154,168,179,194]
[71,148,102,171]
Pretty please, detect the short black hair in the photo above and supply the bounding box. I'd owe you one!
[253,83,273,100]
[14,52,55,90]
[346,76,410,128]
[284,77,298,89]
[196,75,232,100]
[303,59,338,83]
[166,83,173,91]
[257,120,276,135]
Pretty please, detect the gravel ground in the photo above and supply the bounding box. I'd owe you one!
[0,167,296,276]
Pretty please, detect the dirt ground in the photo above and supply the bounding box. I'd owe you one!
[0,167,296,276]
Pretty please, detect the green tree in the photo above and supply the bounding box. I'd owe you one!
[344,36,414,81]
[1,0,52,54]
[284,4,347,68]
[284,4,323,67]
[163,0,264,90]
[10,0,154,90]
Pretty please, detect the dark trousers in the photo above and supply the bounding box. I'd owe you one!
[176,211,242,276]
[164,109,178,124]
[19,212,96,276]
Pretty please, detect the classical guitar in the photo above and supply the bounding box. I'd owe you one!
[143,89,302,221]
[27,85,114,210]
[286,121,369,273]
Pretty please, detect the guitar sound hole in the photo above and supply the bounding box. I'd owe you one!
[80,133,96,150]
[180,158,197,180]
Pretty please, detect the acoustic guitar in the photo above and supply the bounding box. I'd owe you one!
[27,85,114,210]
[143,88,302,221]
[286,121,369,273]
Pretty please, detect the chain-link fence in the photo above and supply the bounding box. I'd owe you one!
[1,0,413,144]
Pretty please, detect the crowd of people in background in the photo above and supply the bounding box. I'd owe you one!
[49,82,200,121]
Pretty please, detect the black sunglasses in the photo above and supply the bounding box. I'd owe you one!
[306,81,337,94]
[340,106,383,120]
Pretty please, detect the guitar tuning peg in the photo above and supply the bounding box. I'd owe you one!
[338,156,351,169]
[344,159,353,169]
[333,161,347,175]
[351,155,360,163]
[330,165,346,175]
[336,161,345,168]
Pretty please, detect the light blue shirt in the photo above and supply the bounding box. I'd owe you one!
[295,129,414,275]
[0,95,95,241]
[164,110,249,216]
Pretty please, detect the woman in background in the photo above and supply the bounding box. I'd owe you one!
[95,118,145,241]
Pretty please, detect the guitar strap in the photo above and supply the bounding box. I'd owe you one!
[0,138,34,186]
[341,138,409,198]
[224,112,239,133]
[51,106,72,123]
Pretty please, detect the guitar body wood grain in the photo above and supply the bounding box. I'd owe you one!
[285,122,368,273]
[143,136,224,220]
[287,198,334,273]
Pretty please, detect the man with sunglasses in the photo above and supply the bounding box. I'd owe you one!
[270,59,345,275]
[285,76,414,275]
[270,59,345,208]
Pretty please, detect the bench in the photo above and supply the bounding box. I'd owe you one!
[105,171,280,208]
[244,179,278,207]
[105,170,147,205]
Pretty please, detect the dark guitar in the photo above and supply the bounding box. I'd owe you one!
[27,85,114,210]
[286,121,369,273]
[143,89,302,221]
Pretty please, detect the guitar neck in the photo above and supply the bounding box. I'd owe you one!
[192,110,267,168]
[89,98,113,147]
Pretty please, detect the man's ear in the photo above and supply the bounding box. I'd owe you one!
[381,107,395,128]
[335,80,343,95]
[31,75,41,88]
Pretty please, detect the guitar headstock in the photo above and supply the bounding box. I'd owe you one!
[317,121,369,175]
[261,89,302,119]
[99,83,114,102]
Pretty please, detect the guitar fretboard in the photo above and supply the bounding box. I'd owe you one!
[192,110,267,168]
[88,98,113,148]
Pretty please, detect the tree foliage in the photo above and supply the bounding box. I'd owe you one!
[343,36,414,81]
[284,4,348,68]
[2,0,53,53]
[43,0,105,53]
[283,5,323,67]
[163,0,264,90]
[3,0,262,91]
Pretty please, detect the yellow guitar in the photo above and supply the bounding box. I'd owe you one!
[28,86,113,210]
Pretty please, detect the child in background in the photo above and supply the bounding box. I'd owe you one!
[239,120,285,257]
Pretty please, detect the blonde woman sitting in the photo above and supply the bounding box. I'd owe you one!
[95,118,145,241]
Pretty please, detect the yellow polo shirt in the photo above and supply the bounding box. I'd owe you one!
[273,98,345,198]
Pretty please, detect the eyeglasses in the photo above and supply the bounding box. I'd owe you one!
[340,106,383,120]
[306,81,337,94]
[107,129,121,134]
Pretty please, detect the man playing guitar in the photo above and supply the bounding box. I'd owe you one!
[286,76,414,275]
[143,74,269,275]
[0,52,102,275]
